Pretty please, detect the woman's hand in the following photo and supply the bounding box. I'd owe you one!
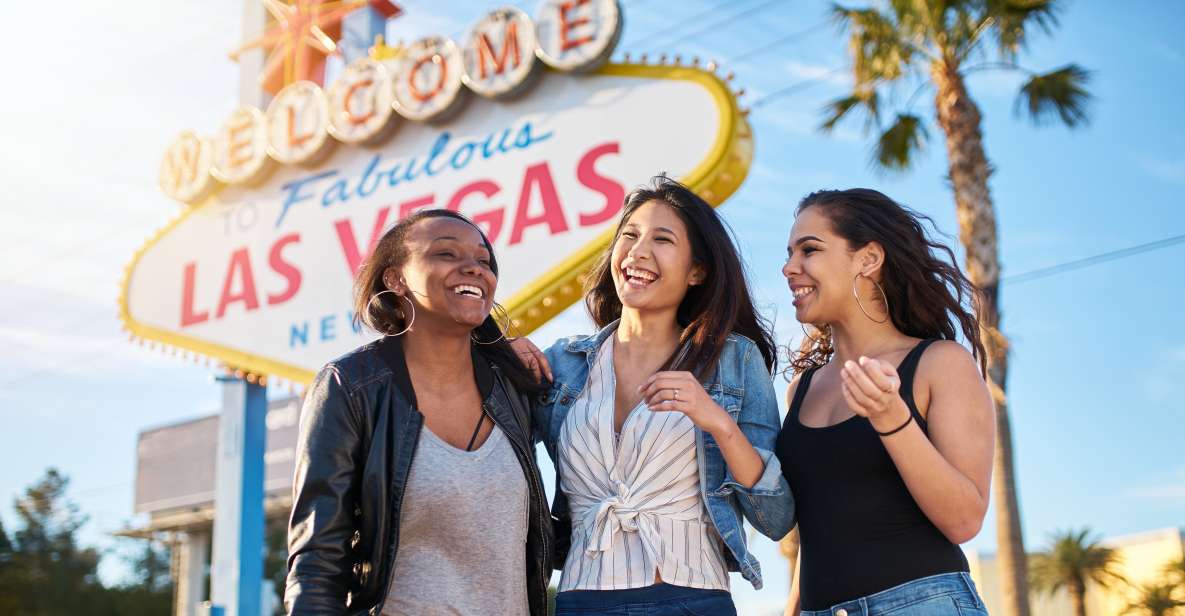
[509,337,552,382]
[638,371,735,438]
[840,356,911,433]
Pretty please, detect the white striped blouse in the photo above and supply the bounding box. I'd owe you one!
[556,336,730,592]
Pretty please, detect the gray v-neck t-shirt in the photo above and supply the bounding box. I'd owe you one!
[381,424,529,616]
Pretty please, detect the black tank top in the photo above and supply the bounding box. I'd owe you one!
[775,339,969,610]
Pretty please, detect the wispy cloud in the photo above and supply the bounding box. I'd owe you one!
[1141,157,1185,184]
[782,59,850,87]
[1123,467,1185,503]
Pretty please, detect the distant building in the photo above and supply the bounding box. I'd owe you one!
[123,397,300,616]
[967,528,1185,615]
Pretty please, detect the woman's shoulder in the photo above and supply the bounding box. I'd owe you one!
[917,339,979,373]
[914,339,984,393]
[318,339,391,391]
[722,332,758,356]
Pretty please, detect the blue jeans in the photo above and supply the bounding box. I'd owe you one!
[800,572,988,616]
[555,583,737,616]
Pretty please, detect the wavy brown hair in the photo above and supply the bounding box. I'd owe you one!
[584,176,776,377]
[789,189,986,376]
[352,209,543,393]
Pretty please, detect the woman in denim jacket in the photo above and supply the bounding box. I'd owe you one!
[518,177,795,615]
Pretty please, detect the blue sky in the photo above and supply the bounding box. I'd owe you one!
[1,0,1182,613]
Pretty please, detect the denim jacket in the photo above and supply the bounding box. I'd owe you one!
[533,321,795,589]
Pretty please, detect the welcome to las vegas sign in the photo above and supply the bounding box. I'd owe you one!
[120,0,754,386]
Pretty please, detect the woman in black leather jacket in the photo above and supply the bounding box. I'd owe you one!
[284,209,552,615]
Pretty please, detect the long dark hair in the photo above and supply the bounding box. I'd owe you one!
[790,188,986,375]
[352,209,544,393]
[585,175,776,377]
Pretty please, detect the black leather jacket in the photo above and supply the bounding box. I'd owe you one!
[284,337,553,615]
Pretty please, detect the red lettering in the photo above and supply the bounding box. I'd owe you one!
[447,180,505,242]
[476,21,522,79]
[344,79,376,125]
[180,262,209,327]
[162,134,204,193]
[215,248,260,318]
[509,162,569,245]
[335,206,391,276]
[399,194,435,219]
[576,142,625,226]
[408,54,448,102]
[286,105,313,148]
[267,233,302,305]
[558,0,594,52]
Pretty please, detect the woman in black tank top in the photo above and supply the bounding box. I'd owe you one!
[774,189,996,616]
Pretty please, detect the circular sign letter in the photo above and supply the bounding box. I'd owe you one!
[159,131,217,204]
[212,106,271,185]
[534,0,621,72]
[266,81,332,165]
[391,36,466,122]
[328,58,396,144]
[462,7,540,98]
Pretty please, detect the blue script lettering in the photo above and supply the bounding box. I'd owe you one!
[272,121,554,228]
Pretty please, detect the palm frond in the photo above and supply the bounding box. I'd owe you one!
[988,0,1061,58]
[1016,64,1092,127]
[872,113,927,171]
[1121,582,1185,616]
[832,4,916,85]
[821,89,880,133]
[887,0,934,42]
[1030,528,1125,596]
[1163,555,1185,584]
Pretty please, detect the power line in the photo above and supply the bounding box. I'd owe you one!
[643,0,784,51]
[725,19,827,64]
[621,0,742,50]
[1002,232,1185,286]
[750,65,845,107]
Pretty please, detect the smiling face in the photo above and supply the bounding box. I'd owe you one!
[783,204,877,325]
[386,217,496,331]
[609,200,703,314]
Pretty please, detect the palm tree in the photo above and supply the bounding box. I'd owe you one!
[1164,555,1185,590]
[1030,528,1124,616]
[1123,582,1185,616]
[822,3,1091,614]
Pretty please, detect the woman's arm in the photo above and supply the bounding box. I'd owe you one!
[285,366,364,614]
[787,549,802,616]
[840,341,995,544]
[640,339,795,540]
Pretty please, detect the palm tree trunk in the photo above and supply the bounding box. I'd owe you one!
[930,62,1031,616]
[1068,579,1087,616]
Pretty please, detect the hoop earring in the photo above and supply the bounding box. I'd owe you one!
[367,290,415,336]
[472,302,514,345]
[852,273,890,324]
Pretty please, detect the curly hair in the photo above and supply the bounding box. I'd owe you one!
[788,189,985,376]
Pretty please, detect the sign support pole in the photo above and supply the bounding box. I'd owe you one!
[209,377,268,616]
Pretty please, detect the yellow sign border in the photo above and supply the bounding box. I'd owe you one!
[118,62,754,385]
